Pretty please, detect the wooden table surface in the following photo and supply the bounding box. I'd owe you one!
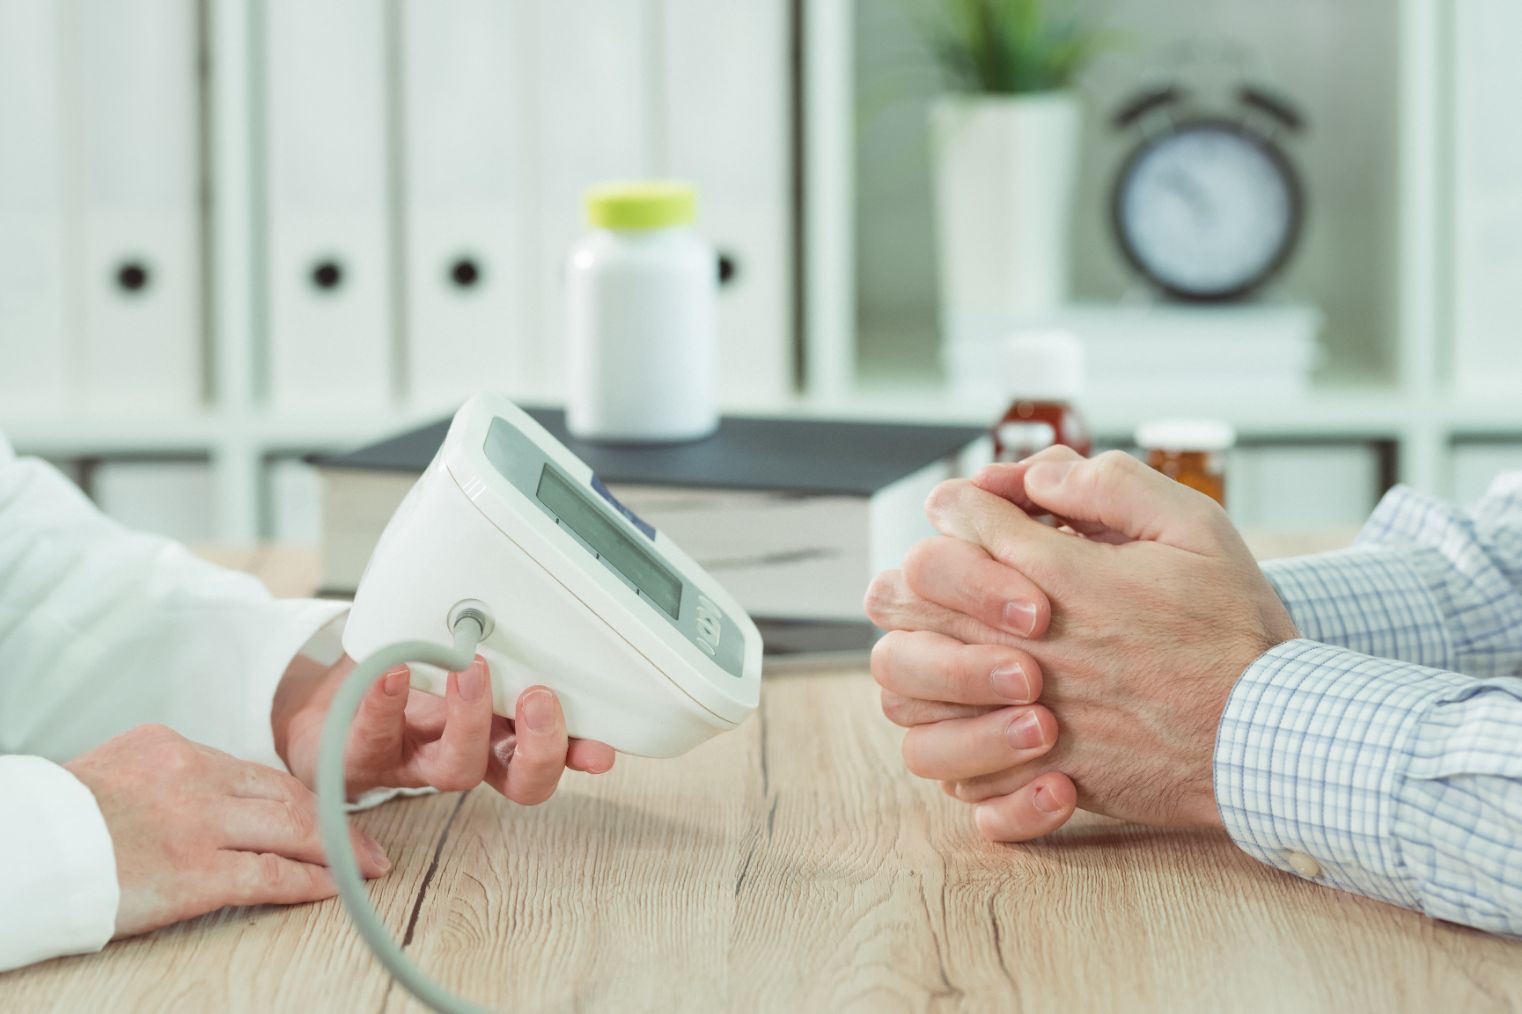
[3,539,1521,1013]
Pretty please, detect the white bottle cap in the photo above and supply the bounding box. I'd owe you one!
[1134,418,1237,452]
[1004,330,1084,401]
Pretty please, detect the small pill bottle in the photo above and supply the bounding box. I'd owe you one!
[992,331,1092,462]
[1134,419,1236,506]
[565,180,718,443]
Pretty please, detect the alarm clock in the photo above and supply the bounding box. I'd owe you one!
[1110,85,1305,303]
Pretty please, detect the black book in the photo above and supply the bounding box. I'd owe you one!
[314,408,987,656]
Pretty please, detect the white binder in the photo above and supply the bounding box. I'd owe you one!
[533,0,653,395]
[263,0,393,410]
[0,0,71,415]
[661,0,794,405]
[1452,0,1522,396]
[398,0,531,412]
[73,0,202,412]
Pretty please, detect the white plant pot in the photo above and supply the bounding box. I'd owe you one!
[930,91,1081,347]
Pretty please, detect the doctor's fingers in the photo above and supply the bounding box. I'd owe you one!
[344,665,415,774]
[566,737,616,774]
[873,630,1043,710]
[490,686,570,806]
[864,569,1030,649]
[212,851,341,910]
[900,704,1058,782]
[901,537,1050,639]
[422,657,496,792]
[217,795,390,879]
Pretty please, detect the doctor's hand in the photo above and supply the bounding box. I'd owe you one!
[65,723,392,939]
[274,654,615,805]
[866,448,1298,842]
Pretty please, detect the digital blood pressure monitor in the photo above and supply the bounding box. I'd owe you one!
[318,393,764,1013]
[342,391,763,757]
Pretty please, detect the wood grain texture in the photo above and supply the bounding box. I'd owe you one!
[3,540,1521,1011]
[4,671,1519,1013]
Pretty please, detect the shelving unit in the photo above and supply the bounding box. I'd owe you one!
[831,0,1520,507]
[6,0,1519,545]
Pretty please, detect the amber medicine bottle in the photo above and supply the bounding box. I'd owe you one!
[1134,419,1236,506]
[992,332,1092,462]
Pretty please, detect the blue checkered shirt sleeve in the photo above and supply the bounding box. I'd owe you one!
[1214,474,1522,935]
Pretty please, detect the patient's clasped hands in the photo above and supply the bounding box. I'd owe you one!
[866,446,1301,842]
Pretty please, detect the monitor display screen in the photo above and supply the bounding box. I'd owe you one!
[536,465,682,619]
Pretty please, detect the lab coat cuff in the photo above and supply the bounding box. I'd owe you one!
[243,600,350,772]
[0,757,120,972]
[1212,639,1467,909]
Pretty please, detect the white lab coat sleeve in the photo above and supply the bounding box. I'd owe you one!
[0,756,119,972]
[0,441,347,766]
[0,435,348,970]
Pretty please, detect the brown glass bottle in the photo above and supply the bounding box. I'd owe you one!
[1144,448,1226,505]
[992,332,1091,462]
[1135,420,1235,507]
[993,400,1092,461]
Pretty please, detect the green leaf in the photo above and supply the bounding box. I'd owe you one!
[911,0,1111,95]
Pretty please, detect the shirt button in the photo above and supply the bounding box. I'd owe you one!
[1283,851,1322,878]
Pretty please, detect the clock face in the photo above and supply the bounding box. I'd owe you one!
[1113,120,1301,301]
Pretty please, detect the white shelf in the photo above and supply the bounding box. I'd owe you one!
[11,0,1520,543]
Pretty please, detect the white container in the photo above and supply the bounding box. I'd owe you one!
[565,180,719,443]
[930,92,1081,347]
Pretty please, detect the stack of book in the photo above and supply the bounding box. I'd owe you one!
[313,408,988,665]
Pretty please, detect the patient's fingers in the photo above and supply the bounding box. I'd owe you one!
[974,772,1078,843]
[948,763,1047,804]
[923,480,1080,586]
[863,570,1029,648]
[900,705,1057,782]
[901,536,1050,639]
[974,457,1132,545]
[879,689,997,727]
[872,630,1041,707]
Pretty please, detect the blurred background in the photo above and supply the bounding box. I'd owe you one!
[0,0,1518,548]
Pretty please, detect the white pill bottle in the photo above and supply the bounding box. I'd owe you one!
[565,180,719,443]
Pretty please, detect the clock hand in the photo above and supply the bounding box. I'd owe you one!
[1160,168,1211,222]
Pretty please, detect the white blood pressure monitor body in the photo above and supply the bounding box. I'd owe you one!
[343,393,762,757]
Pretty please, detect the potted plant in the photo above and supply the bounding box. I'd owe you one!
[920,0,1106,346]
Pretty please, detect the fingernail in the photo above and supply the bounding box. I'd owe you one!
[522,690,555,734]
[990,663,1030,702]
[363,836,391,872]
[383,668,409,696]
[1026,460,1075,490]
[1003,600,1038,636]
[1006,711,1046,751]
[458,662,486,703]
[1032,785,1063,813]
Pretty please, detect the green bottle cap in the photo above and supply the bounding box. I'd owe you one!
[585,180,697,231]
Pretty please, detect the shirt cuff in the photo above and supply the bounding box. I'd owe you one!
[1213,639,1471,909]
[1262,551,1455,671]
[0,757,120,972]
[235,600,350,771]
